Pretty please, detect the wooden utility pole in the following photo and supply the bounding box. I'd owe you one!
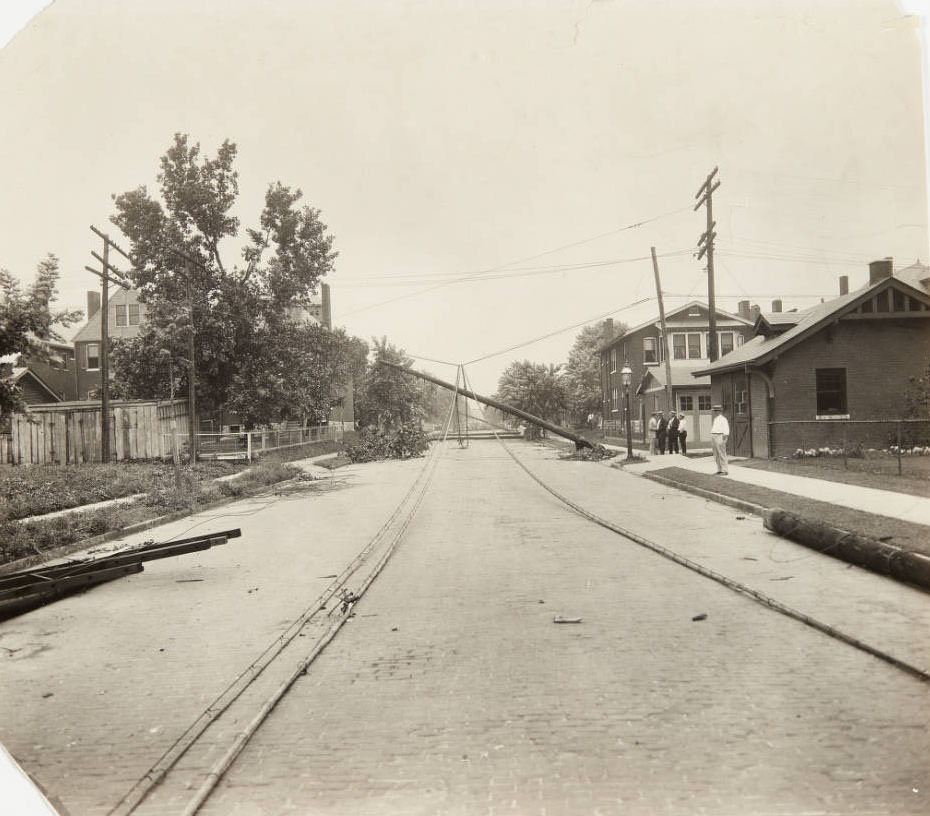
[186,263,198,460]
[88,227,132,463]
[651,247,674,414]
[695,167,720,362]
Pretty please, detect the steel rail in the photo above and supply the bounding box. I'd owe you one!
[495,435,930,685]
[111,430,454,815]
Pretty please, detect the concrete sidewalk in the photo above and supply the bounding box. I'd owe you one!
[607,448,930,527]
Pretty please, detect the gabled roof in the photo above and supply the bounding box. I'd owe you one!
[692,275,930,377]
[895,260,930,294]
[599,300,753,353]
[7,367,62,402]
[72,288,146,344]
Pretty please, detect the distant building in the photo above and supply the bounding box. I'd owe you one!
[71,288,147,399]
[692,258,930,458]
[599,302,755,446]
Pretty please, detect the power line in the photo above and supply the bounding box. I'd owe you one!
[340,205,693,317]
[464,297,653,366]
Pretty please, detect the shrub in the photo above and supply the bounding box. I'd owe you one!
[345,422,429,463]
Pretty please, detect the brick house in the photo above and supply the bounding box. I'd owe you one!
[71,288,147,399]
[599,302,754,447]
[691,259,930,458]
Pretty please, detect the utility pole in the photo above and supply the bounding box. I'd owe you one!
[651,247,674,415]
[695,167,720,362]
[88,227,131,463]
[186,263,197,461]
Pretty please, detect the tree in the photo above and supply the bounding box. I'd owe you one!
[355,337,440,430]
[563,321,625,426]
[495,361,568,427]
[0,255,82,421]
[109,134,338,417]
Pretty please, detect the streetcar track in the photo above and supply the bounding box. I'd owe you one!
[110,428,928,815]
[497,435,930,685]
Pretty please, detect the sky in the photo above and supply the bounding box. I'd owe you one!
[1,0,929,395]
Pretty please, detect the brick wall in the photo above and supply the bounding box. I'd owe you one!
[768,317,929,455]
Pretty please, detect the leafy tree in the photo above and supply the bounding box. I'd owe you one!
[109,133,338,417]
[495,360,568,428]
[355,337,441,429]
[563,321,625,426]
[0,255,82,421]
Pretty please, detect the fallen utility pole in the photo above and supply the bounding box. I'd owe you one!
[651,246,674,415]
[380,361,595,449]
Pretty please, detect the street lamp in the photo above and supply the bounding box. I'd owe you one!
[620,361,633,459]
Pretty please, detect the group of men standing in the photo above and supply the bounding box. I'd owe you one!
[648,410,688,455]
[647,405,730,475]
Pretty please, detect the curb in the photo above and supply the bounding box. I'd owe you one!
[641,471,767,518]
[0,455,340,577]
[640,471,930,593]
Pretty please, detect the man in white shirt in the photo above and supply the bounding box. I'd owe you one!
[710,405,730,475]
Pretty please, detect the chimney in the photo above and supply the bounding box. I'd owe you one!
[737,300,750,319]
[869,257,893,285]
[750,304,761,319]
[87,291,101,319]
[771,299,783,313]
[321,283,332,329]
[839,275,849,296]
[602,318,614,343]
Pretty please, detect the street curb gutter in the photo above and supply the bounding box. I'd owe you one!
[641,471,930,593]
[642,471,767,518]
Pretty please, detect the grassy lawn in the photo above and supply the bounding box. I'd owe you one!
[0,441,343,567]
[648,466,930,557]
[736,454,930,499]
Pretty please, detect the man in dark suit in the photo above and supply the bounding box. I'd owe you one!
[667,412,680,453]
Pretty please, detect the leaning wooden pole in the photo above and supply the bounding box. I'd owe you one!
[380,361,594,449]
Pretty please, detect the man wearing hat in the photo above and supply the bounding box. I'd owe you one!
[710,404,729,474]
[648,411,660,455]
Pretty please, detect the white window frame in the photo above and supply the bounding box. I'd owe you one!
[643,337,658,365]
[86,343,100,371]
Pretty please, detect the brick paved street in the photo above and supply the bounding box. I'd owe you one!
[2,440,929,815]
[202,442,929,816]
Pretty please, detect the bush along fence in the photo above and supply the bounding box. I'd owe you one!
[768,418,930,475]
[2,400,188,465]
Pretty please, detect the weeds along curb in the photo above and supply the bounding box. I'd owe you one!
[0,470,323,578]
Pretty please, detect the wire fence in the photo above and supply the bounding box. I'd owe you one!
[768,419,930,477]
[162,424,344,463]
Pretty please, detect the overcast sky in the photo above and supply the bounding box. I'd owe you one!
[1,0,928,393]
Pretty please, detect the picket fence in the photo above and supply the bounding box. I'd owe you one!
[1,400,189,465]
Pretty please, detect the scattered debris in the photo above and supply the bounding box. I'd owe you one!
[736,516,746,520]
[742,556,758,561]
[691,613,707,622]
[553,616,582,624]
[770,576,793,581]
[318,574,338,579]
[338,588,359,613]
[560,445,616,462]
[176,579,204,583]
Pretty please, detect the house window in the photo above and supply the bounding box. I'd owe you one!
[610,348,617,373]
[736,334,744,347]
[735,389,748,415]
[698,395,712,411]
[679,395,693,411]
[816,368,848,417]
[86,343,100,370]
[611,387,618,412]
[129,304,141,325]
[115,305,128,327]
[643,337,657,365]
[687,333,701,359]
[672,335,687,360]
[719,332,734,356]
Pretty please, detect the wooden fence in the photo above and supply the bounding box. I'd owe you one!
[1,400,189,465]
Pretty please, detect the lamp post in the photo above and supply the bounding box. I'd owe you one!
[620,361,634,459]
